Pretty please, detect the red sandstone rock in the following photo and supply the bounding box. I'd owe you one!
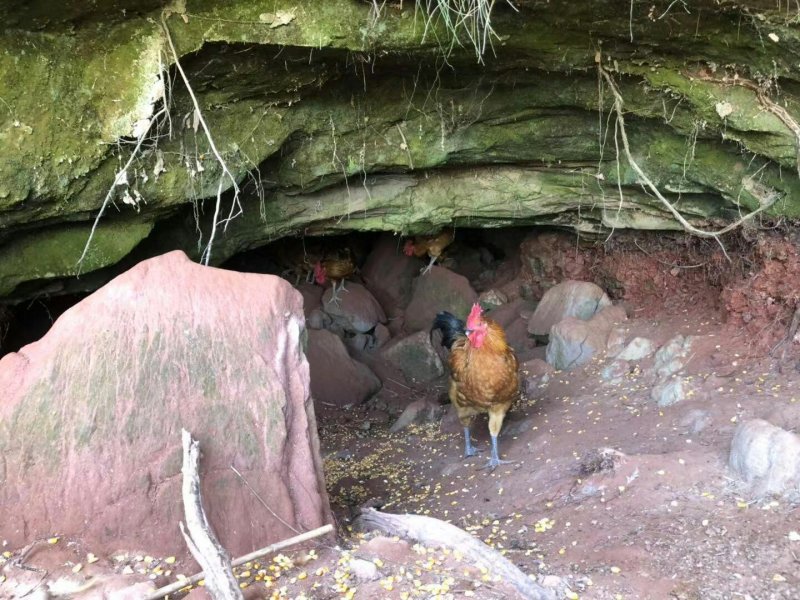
[0,251,332,558]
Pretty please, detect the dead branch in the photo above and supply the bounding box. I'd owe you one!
[179,429,243,600]
[354,508,555,600]
[597,62,780,261]
[229,465,300,534]
[143,524,333,600]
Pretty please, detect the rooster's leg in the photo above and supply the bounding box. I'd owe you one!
[483,435,513,470]
[420,254,437,275]
[481,409,513,470]
[327,281,342,306]
[463,426,478,458]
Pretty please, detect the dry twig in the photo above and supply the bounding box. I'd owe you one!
[143,524,333,600]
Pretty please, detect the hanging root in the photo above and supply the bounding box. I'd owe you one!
[77,97,168,272]
[78,9,244,272]
[161,10,241,265]
[597,60,781,261]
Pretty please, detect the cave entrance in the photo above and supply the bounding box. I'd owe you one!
[0,293,88,358]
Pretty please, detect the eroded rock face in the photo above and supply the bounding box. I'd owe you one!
[0,251,332,557]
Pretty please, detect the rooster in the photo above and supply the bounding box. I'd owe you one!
[403,229,455,275]
[314,248,356,305]
[431,303,519,470]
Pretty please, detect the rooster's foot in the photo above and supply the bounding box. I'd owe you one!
[479,457,514,471]
[463,427,481,458]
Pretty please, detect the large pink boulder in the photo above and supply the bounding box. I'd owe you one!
[0,251,332,558]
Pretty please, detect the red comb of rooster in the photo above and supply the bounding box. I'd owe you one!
[466,303,483,329]
[313,261,326,284]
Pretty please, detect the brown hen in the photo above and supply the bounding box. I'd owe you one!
[403,229,455,274]
[314,248,356,305]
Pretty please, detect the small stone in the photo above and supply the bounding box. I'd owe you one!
[373,323,392,348]
[651,377,688,407]
[729,419,800,498]
[546,305,627,370]
[541,575,565,588]
[654,335,695,378]
[390,398,445,433]
[345,332,372,353]
[349,558,380,582]
[520,358,555,394]
[323,283,386,333]
[528,280,612,337]
[306,308,330,330]
[680,409,711,434]
[615,337,655,361]
[478,289,508,308]
[601,360,629,384]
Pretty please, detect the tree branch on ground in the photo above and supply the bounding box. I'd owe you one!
[179,428,243,600]
[144,523,334,600]
[354,508,555,600]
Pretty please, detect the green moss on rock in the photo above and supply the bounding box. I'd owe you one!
[0,220,153,296]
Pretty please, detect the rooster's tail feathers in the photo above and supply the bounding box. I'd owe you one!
[431,311,466,350]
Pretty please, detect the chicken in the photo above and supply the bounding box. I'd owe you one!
[314,248,356,305]
[431,302,519,470]
[403,229,455,275]
[272,238,324,285]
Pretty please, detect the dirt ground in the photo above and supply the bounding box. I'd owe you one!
[312,312,800,600]
[2,229,800,600]
[309,230,800,600]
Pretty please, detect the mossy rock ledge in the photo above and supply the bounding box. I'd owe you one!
[2,0,799,300]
